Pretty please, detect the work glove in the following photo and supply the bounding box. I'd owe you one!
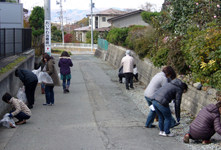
[177,118,180,122]
[8,113,13,118]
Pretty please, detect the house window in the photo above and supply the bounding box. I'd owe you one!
[102,17,106,22]
[89,19,91,25]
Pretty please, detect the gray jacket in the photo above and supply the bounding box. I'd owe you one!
[152,79,184,119]
[144,72,168,99]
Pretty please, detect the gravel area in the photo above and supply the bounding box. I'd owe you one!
[94,57,221,150]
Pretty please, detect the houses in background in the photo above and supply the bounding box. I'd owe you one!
[73,8,148,43]
[74,8,126,43]
[107,9,148,28]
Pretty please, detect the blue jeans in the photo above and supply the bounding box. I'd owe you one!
[10,111,30,121]
[145,97,177,128]
[63,79,70,89]
[45,86,54,104]
[145,97,156,127]
[153,100,172,134]
[41,83,45,89]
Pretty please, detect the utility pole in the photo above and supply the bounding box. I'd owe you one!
[91,0,94,52]
[44,0,51,55]
[64,17,70,33]
[56,0,65,46]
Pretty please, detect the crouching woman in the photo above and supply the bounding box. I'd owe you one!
[183,101,221,144]
[2,93,31,125]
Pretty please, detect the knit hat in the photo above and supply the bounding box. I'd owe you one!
[125,50,131,56]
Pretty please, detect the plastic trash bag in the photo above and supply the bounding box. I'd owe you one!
[16,86,27,104]
[0,113,16,128]
[149,105,155,111]
[38,72,53,84]
[169,102,175,114]
[32,67,41,76]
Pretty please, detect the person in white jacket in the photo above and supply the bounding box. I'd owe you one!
[121,50,135,90]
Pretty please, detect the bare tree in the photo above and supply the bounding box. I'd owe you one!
[139,2,157,12]
[124,8,137,13]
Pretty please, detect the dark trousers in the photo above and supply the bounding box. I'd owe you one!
[134,73,138,81]
[45,85,54,104]
[10,111,30,121]
[118,73,125,82]
[124,73,134,89]
[25,80,38,107]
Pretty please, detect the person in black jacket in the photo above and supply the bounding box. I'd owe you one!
[152,79,188,137]
[118,66,125,83]
[15,68,38,109]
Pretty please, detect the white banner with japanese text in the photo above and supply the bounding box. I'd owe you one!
[45,20,51,55]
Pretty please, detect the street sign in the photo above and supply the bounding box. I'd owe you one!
[45,20,51,55]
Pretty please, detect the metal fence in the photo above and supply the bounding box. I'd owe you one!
[51,43,98,49]
[0,28,32,60]
[98,38,108,50]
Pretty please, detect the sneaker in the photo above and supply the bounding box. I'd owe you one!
[43,103,50,105]
[159,131,165,136]
[63,90,66,93]
[183,133,190,143]
[130,87,134,89]
[161,132,175,137]
[202,140,211,145]
[15,120,26,125]
[144,125,156,128]
[28,105,33,109]
[171,122,180,128]
[66,89,69,93]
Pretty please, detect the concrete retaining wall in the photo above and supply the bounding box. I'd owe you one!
[94,44,217,117]
[0,49,35,118]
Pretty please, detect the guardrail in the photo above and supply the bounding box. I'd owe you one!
[51,43,98,49]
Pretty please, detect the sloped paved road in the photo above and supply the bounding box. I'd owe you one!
[0,55,190,150]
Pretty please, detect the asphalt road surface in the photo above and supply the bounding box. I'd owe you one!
[0,54,190,150]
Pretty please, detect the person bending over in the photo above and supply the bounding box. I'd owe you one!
[152,79,188,137]
[2,93,31,125]
[15,68,38,109]
[183,101,221,144]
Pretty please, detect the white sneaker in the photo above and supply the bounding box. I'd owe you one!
[162,132,175,137]
[159,131,165,136]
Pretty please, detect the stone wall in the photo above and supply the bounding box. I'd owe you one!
[0,49,35,118]
[94,43,217,117]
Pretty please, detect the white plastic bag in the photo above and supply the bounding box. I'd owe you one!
[169,102,175,114]
[16,86,27,104]
[149,105,155,111]
[122,77,126,83]
[0,113,16,128]
[32,67,41,76]
[38,72,53,84]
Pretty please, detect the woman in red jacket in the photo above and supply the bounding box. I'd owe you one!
[183,101,221,144]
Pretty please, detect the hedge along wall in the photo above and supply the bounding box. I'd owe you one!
[94,43,217,117]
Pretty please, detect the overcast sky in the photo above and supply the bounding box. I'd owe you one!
[20,0,164,11]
